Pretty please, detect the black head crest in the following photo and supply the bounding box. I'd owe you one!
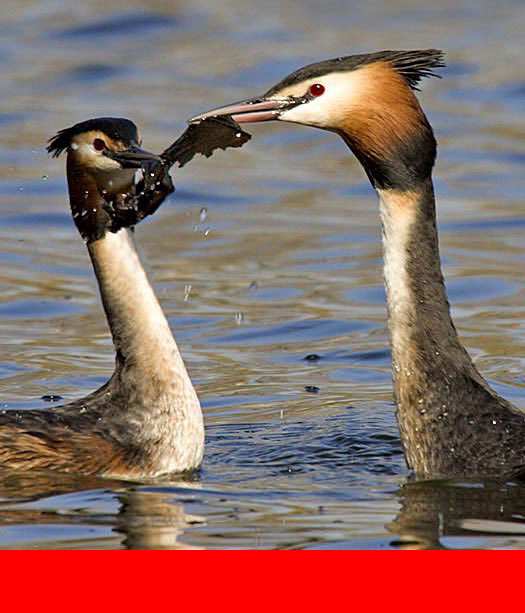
[47,117,139,157]
[265,49,445,95]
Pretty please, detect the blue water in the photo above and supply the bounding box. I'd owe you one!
[0,1,524,548]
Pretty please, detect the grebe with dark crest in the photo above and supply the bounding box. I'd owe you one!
[0,115,250,478]
[192,50,525,480]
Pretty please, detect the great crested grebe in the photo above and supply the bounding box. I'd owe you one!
[0,117,206,478]
[192,49,525,480]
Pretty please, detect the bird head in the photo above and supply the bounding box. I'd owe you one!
[191,50,445,189]
[47,117,163,241]
[47,117,161,194]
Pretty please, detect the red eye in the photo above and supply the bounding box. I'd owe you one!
[93,138,106,151]
[309,83,325,97]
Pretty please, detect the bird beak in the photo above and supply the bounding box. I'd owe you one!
[189,96,296,124]
[105,144,162,169]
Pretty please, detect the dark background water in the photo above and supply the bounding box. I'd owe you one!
[0,0,524,548]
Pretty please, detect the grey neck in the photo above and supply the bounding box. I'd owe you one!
[377,179,481,408]
[375,178,525,478]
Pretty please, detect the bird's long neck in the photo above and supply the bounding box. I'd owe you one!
[67,159,198,409]
[377,178,479,406]
[87,229,192,393]
[89,227,203,474]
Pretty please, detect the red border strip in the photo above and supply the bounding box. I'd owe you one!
[0,552,518,611]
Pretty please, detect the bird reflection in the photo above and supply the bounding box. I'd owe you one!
[388,478,525,549]
[0,470,202,549]
[116,488,203,549]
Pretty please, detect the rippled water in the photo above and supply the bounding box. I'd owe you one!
[0,0,525,548]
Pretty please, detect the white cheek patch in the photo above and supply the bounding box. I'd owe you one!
[70,140,120,170]
[276,70,369,129]
[95,155,121,171]
[279,97,332,128]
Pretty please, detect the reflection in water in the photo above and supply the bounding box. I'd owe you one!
[116,489,204,550]
[0,471,201,549]
[5,469,525,550]
[390,479,525,550]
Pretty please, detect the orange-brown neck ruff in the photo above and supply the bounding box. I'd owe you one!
[338,62,436,190]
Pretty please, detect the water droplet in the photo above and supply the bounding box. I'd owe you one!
[70,142,79,150]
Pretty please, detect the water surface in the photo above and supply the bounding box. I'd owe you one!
[1,0,525,548]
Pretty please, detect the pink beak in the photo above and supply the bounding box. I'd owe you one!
[189,97,292,124]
